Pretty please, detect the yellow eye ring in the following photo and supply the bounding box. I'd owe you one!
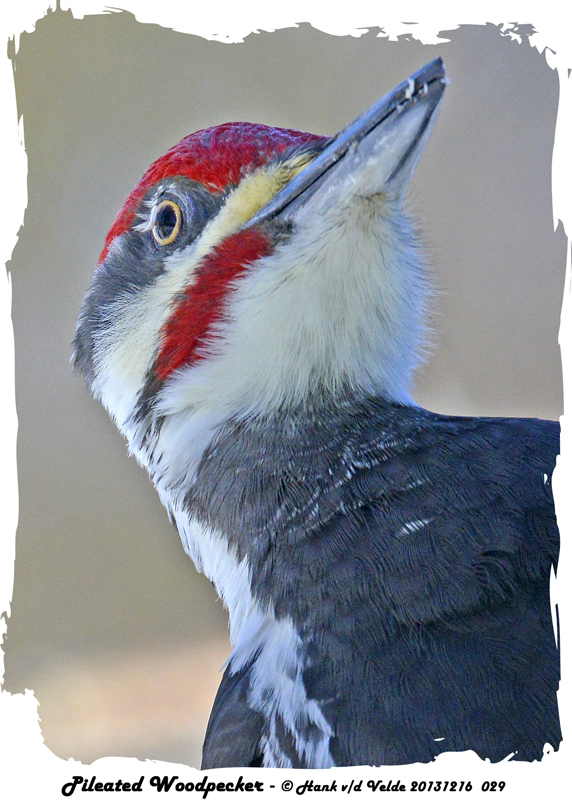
[152,200,182,245]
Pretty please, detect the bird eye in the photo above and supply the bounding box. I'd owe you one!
[152,200,182,245]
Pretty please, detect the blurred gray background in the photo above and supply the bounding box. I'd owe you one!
[4,8,566,769]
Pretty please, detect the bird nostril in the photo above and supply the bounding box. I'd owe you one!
[152,199,182,245]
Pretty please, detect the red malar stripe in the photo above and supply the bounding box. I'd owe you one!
[155,229,272,381]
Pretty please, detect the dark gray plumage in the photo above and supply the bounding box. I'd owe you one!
[196,399,560,766]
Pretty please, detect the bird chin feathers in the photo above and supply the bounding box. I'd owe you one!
[158,193,429,418]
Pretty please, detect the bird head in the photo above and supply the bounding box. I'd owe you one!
[74,59,446,475]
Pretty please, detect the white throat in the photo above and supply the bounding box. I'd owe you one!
[158,194,428,423]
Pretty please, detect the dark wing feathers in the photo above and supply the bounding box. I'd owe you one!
[202,663,264,768]
[194,400,560,765]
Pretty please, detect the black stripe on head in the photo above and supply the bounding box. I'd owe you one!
[73,178,225,385]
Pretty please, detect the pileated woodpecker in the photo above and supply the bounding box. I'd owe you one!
[74,59,561,768]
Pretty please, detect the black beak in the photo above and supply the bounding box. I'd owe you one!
[246,58,446,228]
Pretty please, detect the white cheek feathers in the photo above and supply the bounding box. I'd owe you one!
[157,191,428,424]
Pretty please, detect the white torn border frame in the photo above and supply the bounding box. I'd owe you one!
[0,2,570,799]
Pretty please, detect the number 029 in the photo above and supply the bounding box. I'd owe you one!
[481,781,506,792]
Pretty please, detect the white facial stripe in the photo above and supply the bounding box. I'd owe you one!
[92,240,203,428]
[92,161,307,432]
[156,193,425,423]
